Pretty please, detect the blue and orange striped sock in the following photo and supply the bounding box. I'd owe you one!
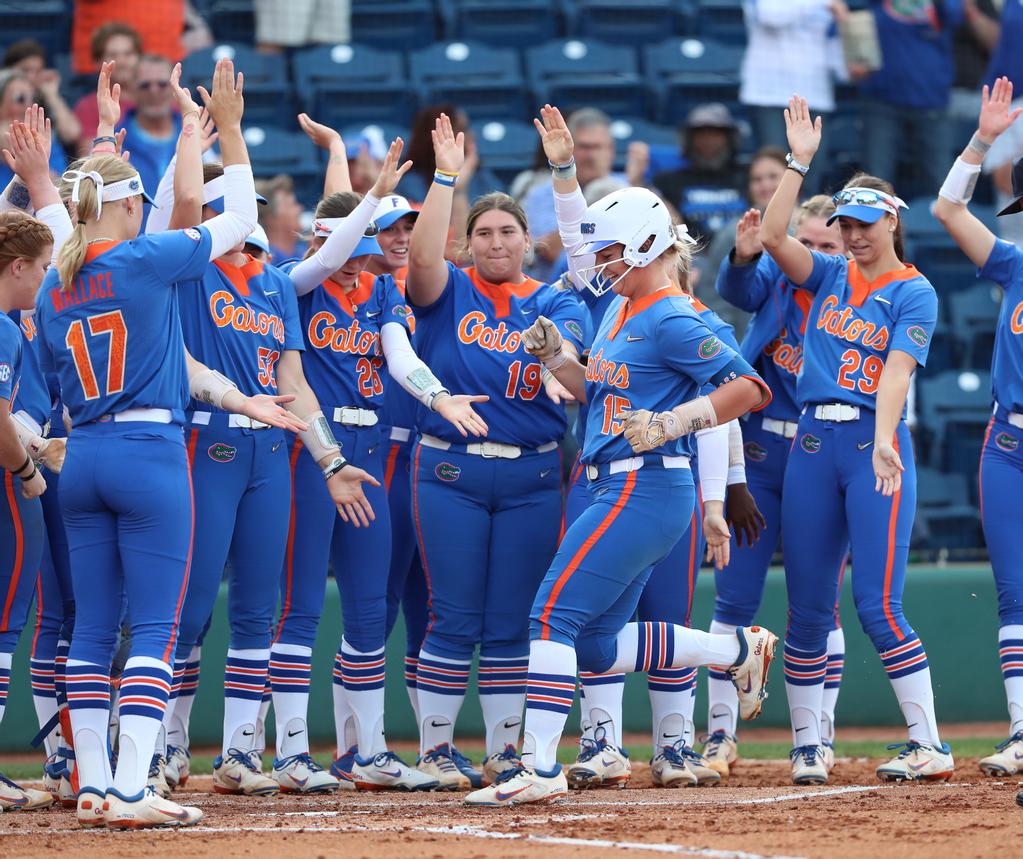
[881,634,941,747]
[340,639,387,758]
[822,627,845,744]
[65,659,113,792]
[222,648,269,755]
[0,651,10,725]
[403,654,420,725]
[416,650,470,756]
[783,641,827,748]
[522,639,577,772]
[607,621,740,674]
[112,656,172,796]
[999,625,1023,735]
[478,654,528,757]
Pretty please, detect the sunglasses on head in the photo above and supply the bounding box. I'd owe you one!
[137,80,169,91]
[832,189,887,207]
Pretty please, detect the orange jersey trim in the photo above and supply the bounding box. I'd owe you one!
[607,285,685,340]
[464,266,543,319]
[84,240,122,263]
[321,270,376,318]
[846,261,921,307]
[213,254,266,297]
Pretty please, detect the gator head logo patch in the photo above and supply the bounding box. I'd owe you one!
[744,441,768,462]
[995,432,1019,452]
[393,304,411,319]
[907,325,929,347]
[800,433,822,454]
[434,462,461,482]
[208,442,237,463]
[698,337,722,359]
[565,320,584,341]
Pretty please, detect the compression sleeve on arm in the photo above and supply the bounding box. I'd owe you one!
[726,418,746,485]
[203,163,258,261]
[144,154,177,235]
[553,188,592,292]
[34,203,74,262]
[380,321,448,406]
[696,423,730,503]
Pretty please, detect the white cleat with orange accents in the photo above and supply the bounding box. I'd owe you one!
[875,741,954,782]
[728,626,778,720]
[464,763,568,807]
[104,785,203,829]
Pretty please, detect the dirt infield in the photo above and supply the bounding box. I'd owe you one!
[3,754,1021,859]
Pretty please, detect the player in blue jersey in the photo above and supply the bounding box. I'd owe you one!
[934,76,1023,776]
[405,114,587,790]
[463,184,778,807]
[33,59,321,830]
[275,142,486,793]
[760,95,948,785]
[706,196,849,778]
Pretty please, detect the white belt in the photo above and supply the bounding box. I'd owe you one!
[761,417,798,438]
[813,403,860,422]
[996,403,1023,429]
[107,408,173,424]
[334,407,379,427]
[586,455,691,481]
[389,426,411,442]
[13,410,49,438]
[191,411,270,430]
[420,433,558,459]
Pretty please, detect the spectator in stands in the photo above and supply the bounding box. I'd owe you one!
[652,103,748,244]
[254,0,351,53]
[255,175,308,262]
[950,0,1000,120]
[0,71,67,189]
[856,0,964,198]
[73,22,141,154]
[120,55,181,227]
[346,131,387,197]
[2,39,81,153]
[740,0,845,150]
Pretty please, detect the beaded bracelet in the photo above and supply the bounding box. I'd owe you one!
[92,135,117,146]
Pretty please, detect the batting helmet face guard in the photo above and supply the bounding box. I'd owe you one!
[573,187,692,296]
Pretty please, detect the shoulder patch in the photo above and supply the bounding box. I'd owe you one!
[906,325,929,347]
[0,363,10,383]
[698,337,722,359]
[565,320,584,341]
[184,228,202,241]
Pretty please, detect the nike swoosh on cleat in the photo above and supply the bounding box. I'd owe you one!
[494,786,529,801]
[291,776,308,787]
[741,676,753,694]
[379,769,402,778]
[600,756,617,766]
[908,761,930,771]
[158,807,192,821]
[226,774,242,783]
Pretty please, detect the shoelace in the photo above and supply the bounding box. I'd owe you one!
[995,731,1023,751]
[451,746,479,772]
[657,741,688,768]
[370,751,407,769]
[790,745,821,767]
[423,747,459,771]
[0,772,24,791]
[700,730,730,757]
[576,736,608,764]
[277,752,325,773]
[147,754,165,778]
[224,747,261,772]
[167,744,190,762]
[494,763,528,785]
[885,741,924,759]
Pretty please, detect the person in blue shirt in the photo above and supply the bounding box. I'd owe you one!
[760,95,948,786]
[934,75,1023,777]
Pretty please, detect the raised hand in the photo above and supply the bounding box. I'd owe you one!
[199,108,219,153]
[24,103,51,162]
[298,113,342,150]
[432,112,465,175]
[369,137,413,198]
[978,76,1023,143]
[873,441,904,496]
[96,60,121,132]
[433,393,490,438]
[327,465,379,527]
[197,58,244,129]
[2,121,51,187]
[784,94,822,165]
[533,103,573,167]
[734,208,763,263]
[169,62,202,118]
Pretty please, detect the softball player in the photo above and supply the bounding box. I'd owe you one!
[463,184,777,807]
[706,197,848,778]
[933,76,1023,776]
[274,143,486,792]
[761,95,947,785]
[405,114,586,790]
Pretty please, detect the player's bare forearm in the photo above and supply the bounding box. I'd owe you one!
[874,351,914,448]
[549,353,587,403]
[708,377,768,425]
[171,111,204,229]
[323,142,352,197]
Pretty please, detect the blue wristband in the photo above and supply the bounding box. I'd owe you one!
[433,171,458,187]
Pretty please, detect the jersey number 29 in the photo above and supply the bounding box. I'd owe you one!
[65,310,127,400]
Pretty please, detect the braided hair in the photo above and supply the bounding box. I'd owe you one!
[0,211,54,273]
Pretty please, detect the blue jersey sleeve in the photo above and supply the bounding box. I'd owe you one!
[136,227,214,285]
[798,251,847,295]
[716,252,776,313]
[279,277,304,352]
[0,320,19,401]
[380,274,414,333]
[889,281,938,367]
[655,309,746,388]
[980,238,1023,288]
[543,287,587,353]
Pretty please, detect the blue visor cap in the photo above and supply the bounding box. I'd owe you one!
[313,217,384,257]
[352,234,384,257]
[827,203,888,226]
[205,192,268,214]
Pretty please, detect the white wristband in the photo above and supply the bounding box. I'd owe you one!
[299,411,342,462]
[938,157,982,206]
[11,411,48,459]
[543,350,568,372]
[190,368,239,409]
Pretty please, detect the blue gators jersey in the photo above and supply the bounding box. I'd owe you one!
[572,283,617,449]
[377,277,420,432]
[284,267,411,411]
[980,239,1023,412]
[11,312,51,425]
[582,285,766,464]
[0,312,23,406]
[36,230,214,426]
[410,263,586,447]
[797,254,937,411]
[178,256,303,409]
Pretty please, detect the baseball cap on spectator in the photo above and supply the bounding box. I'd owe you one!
[997,157,1023,217]
[373,194,418,229]
[346,130,388,162]
[685,103,739,131]
[244,224,270,255]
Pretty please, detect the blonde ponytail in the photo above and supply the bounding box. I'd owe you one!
[56,222,88,291]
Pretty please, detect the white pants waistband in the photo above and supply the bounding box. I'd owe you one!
[420,433,558,459]
[811,403,861,422]
[191,411,270,430]
[389,426,411,442]
[586,455,691,480]
[105,407,174,424]
[761,416,798,438]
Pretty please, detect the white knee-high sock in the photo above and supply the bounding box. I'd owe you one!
[416,649,470,756]
[169,646,200,751]
[29,654,58,756]
[478,654,528,757]
[578,671,625,747]
[998,625,1023,735]
[113,657,172,796]
[880,635,941,747]
[271,643,313,759]
[222,648,269,755]
[403,654,420,726]
[521,639,577,772]
[783,642,826,748]
[340,638,387,758]
[0,651,11,728]
[649,667,698,749]
[606,622,740,674]
[65,659,113,793]
[706,620,739,737]
[331,661,356,757]
[821,627,845,744]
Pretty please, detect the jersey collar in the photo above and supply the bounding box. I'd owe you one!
[847,260,920,307]
[607,284,684,340]
[213,254,265,297]
[84,240,122,262]
[465,266,542,319]
[321,270,376,317]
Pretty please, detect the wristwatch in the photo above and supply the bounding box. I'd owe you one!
[786,153,810,176]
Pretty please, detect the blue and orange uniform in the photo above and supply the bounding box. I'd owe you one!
[780,252,938,750]
[35,228,215,798]
[170,254,303,757]
[409,263,585,763]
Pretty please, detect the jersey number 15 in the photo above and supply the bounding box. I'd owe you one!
[65,310,127,400]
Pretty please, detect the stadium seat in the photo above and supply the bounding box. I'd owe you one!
[916,467,970,510]
[292,44,416,127]
[916,506,984,551]
[947,280,1002,368]
[642,37,743,124]
[475,119,539,185]
[208,0,256,45]
[901,197,948,240]
[608,117,681,175]
[0,1,69,60]
[409,41,527,122]
[571,0,680,47]
[920,321,961,375]
[917,369,993,489]
[439,0,564,48]
[182,44,293,128]
[243,126,322,205]
[351,1,438,52]
[341,121,409,151]
[694,0,747,46]
[525,39,647,121]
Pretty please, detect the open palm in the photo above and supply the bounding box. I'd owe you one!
[979,76,1023,141]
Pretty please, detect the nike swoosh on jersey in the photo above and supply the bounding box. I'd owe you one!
[367,311,381,317]
[626,334,644,342]
[265,291,278,296]
[857,441,873,450]
[873,296,892,305]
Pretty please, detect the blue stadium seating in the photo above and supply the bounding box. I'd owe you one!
[474,119,539,185]
[571,0,679,47]
[439,0,564,48]
[642,37,743,124]
[914,469,981,551]
[243,125,322,205]
[694,0,747,45]
[341,121,409,151]
[292,44,416,127]
[0,1,69,61]
[525,39,647,120]
[947,281,1002,368]
[409,41,527,122]
[917,369,993,491]
[182,44,293,128]
[351,1,438,52]
[208,0,256,45]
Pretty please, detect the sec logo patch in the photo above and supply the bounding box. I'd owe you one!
[0,363,10,383]
[744,441,768,462]
[698,337,721,359]
[208,442,237,463]
[184,227,202,241]
[995,432,1019,452]
[435,462,461,482]
[800,433,822,453]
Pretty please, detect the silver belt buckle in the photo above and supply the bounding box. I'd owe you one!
[480,441,513,459]
[585,464,598,480]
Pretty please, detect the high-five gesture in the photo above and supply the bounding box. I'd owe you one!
[533,103,573,167]
[95,60,121,137]
[197,58,244,129]
[734,208,763,264]
[298,113,342,150]
[369,137,413,198]
[978,76,1023,144]
[169,62,202,119]
[432,112,465,175]
[784,94,822,166]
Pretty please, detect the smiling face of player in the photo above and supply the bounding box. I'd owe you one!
[796,216,844,256]
[594,242,670,300]
[370,215,416,275]
[838,213,895,269]
[468,209,530,285]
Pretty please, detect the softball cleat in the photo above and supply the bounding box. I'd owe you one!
[417,743,472,791]
[875,741,954,782]
[700,730,738,777]
[728,626,778,720]
[272,753,341,793]
[75,787,107,827]
[104,785,202,829]
[464,763,568,807]
[566,735,631,789]
[978,731,1023,776]
[482,744,523,786]
[352,751,439,791]
[790,745,829,785]
[212,747,280,795]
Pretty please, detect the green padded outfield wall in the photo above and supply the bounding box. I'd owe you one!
[0,566,1007,751]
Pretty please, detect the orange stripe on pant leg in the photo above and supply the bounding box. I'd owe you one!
[834,554,848,628]
[30,573,43,654]
[979,416,995,524]
[411,444,435,636]
[273,439,305,643]
[685,510,698,627]
[0,472,25,630]
[881,436,905,642]
[383,442,400,495]
[539,471,637,639]
[163,437,198,663]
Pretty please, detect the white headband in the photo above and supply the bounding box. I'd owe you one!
[313,217,379,238]
[62,170,147,219]
[836,186,908,217]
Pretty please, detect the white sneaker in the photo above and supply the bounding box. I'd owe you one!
[482,744,522,786]
[979,731,1023,776]
[272,753,341,793]
[165,745,191,789]
[147,754,172,799]
[352,751,439,791]
[876,741,954,782]
[213,748,280,795]
[675,743,721,786]
[75,787,106,827]
[728,626,778,720]
[417,743,471,791]
[104,786,202,829]
[650,744,698,788]
[0,773,55,810]
[566,736,631,789]
[464,764,568,807]
[43,753,61,797]
[700,730,738,777]
[790,745,829,785]
[821,741,836,773]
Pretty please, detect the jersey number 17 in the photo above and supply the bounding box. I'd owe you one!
[65,310,127,400]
